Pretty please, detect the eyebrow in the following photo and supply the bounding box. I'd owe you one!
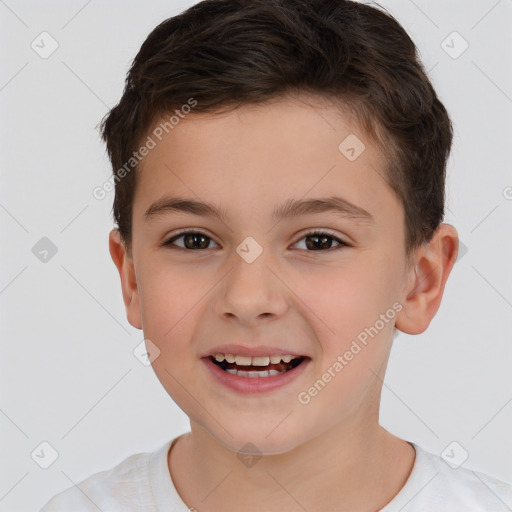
[144,196,374,223]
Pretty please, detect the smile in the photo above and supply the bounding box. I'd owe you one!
[203,352,311,394]
[210,353,306,378]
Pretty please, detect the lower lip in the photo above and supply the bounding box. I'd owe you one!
[202,357,310,394]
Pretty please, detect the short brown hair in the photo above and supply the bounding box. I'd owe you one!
[100,0,453,255]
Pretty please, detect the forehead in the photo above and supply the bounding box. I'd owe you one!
[133,95,398,226]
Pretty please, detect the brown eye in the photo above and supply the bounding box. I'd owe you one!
[293,230,349,251]
[164,232,218,250]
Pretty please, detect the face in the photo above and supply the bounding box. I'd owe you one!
[118,95,413,454]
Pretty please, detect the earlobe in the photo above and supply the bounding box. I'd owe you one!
[395,223,459,335]
[108,229,142,330]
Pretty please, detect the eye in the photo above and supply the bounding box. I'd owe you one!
[163,230,219,250]
[162,229,350,252]
[292,229,350,251]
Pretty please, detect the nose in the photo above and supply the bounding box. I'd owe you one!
[214,248,288,326]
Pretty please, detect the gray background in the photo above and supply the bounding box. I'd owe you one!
[1,1,511,510]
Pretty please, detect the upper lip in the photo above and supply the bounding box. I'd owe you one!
[201,344,309,359]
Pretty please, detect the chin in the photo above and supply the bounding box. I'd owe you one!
[206,422,309,457]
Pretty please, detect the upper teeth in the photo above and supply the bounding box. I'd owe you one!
[214,354,297,366]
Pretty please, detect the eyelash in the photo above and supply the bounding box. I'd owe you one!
[162,228,350,252]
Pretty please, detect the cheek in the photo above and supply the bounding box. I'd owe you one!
[137,260,203,326]
[135,270,213,431]
[291,259,393,334]
[136,266,199,359]
[291,259,399,385]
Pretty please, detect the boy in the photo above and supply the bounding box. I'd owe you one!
[41,0,512,510]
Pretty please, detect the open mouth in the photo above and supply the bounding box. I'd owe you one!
[209,355,307,378]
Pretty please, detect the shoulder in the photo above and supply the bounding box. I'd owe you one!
[383,442,512,511]
[423,445,512,503]
[39,441,173,512]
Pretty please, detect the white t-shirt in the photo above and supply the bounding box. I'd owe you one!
[40,436,512,511]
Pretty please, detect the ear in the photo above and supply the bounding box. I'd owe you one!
[395,223,459,335]
[109,229,142,330]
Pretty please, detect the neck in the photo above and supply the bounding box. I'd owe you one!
[169,414,415,512]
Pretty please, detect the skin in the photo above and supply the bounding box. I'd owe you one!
[109,93,458,511]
